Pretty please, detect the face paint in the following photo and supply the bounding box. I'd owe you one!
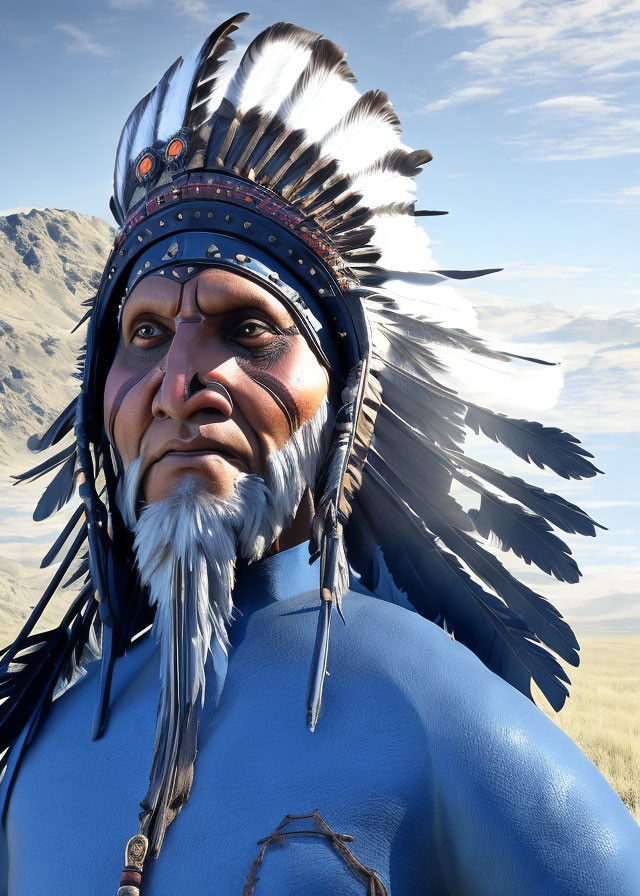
[235,364,301,437]
[103,268,329,504]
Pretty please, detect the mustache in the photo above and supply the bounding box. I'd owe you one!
[117,397,333,545]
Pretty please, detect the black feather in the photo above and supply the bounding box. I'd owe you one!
[33,451,78,521]
[63,556,90,589]
[354,476,573,710]
[27,397,77,452]
[468,494,581,583]
[70,308,91,334]
[13,442,75,483]
[448,451,603,537]
[465,404,602,479]
[365,454,579,665]
[40,503,85,568]
[434,269,502,279]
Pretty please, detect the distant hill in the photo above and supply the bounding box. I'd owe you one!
[0,208,112,641]
[0,208,112,463]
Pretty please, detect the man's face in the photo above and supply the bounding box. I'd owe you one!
[104,268,329,504]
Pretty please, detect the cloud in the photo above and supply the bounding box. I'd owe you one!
[422,84,502,112]
[533,94,621,115]
[174,0,215,16]
[393,0,640,159]
[512,93,640,160]
[563,185,640,206]
[504,117,640,161]
[394,0,640,80]
[54,23,111,57]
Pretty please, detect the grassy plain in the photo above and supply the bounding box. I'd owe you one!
[536,636,640,823]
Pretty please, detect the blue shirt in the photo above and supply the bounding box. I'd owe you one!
[1,541,639,894]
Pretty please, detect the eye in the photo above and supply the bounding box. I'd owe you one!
[229,318,275,343]
[130,321,169,345]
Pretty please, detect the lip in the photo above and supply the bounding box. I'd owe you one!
[146,437,250,473]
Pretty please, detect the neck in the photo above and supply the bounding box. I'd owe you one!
[266,488,314,556]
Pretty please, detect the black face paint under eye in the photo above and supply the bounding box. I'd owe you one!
[231,324,299,371]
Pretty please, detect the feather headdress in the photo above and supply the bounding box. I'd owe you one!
[1,12,602,840]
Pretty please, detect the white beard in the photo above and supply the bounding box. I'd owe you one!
[117,398,331,855]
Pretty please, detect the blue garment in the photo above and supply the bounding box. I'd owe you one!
[1,541,639,894]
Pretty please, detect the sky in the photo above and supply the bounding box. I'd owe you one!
[1,0,638,314]
[1,0,639,627]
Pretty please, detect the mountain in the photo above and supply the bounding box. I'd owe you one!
[0,208,112,642]
[0,207,112,464]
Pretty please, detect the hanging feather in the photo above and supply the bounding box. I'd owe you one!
[63,555,89,590]
[27,397,77,452]
[366,448,579,663]
[40,503,86,568]
[0,584,98,824]
[32,451,78,522]
[464,404,602,479]
[0,523,89,673]
[468,494,581,583]
[354,475,573,711]
[12,442,75,484]
[447,451,602,537]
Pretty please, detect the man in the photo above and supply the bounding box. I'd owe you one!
[1,14,638,895]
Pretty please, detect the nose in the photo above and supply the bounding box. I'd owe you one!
[151,320,234,421]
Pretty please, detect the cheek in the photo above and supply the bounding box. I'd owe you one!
[284,352,329,424]
[238,340,328,452]
[104,355,158,467]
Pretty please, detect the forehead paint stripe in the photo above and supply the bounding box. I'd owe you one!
[240,367,301,436]
[108,367,159,443]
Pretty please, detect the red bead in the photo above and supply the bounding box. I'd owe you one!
[120,869,142,886]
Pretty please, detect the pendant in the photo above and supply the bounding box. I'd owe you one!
[117,833,149,895]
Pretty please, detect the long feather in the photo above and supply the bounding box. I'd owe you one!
[366,454,579,664]
[447,451,602,537]
[32,452,78,521]
[184,14,248,132]
[465,404,602,479]
[27,397,77,452]
[468,494,581,583]
[40,503,86,568]
[355,475,573,710]
[12,442,75,484]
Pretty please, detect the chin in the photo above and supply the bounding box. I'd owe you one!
[143,454,243,504]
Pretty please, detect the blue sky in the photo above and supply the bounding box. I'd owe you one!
[1,0,638,314]
[1,0,638,624]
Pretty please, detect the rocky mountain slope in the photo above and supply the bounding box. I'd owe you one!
[0,208,112,462]
[0,208,112,640]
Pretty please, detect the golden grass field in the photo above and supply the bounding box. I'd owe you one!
[536,636,640,823]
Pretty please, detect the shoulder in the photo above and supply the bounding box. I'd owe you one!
[316,591,640,892]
